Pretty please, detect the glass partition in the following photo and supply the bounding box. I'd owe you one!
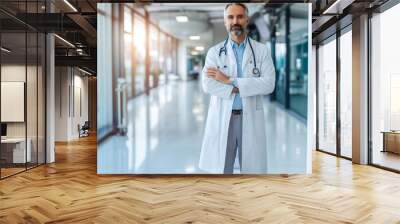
[0,1,46,179]
[1,30,28,177]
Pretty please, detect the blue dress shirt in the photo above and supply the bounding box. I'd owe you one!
[230,37,246,110]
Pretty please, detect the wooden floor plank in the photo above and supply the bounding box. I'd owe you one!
[1,134,400,223]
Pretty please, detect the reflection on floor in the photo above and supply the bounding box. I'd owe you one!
[98,80,307,174]
[0,162,41,178]
[373,151,400,171]
[289,94,307,118]
[0,167,25,178]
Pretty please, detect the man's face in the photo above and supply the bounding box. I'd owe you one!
[224,4,249,37]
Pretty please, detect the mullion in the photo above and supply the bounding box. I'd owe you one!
[25,0,28,172]
[336,28,341,157]
[36,0,39,168]
[0,25,2,179]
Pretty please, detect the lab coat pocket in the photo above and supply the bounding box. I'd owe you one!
[256,96,263,110]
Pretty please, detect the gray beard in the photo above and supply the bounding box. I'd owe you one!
[230,26,244,36]
[232,29,243,36]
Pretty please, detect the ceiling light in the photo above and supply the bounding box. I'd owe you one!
[176,16,188,23]
[54,34,75,48]
[322,0,351,15]
[195,46,204,51]
[189,35,200,40]
[191,51,199,56]
[1,47,11,53]
[63,0,78,12]
[78,67,92,76]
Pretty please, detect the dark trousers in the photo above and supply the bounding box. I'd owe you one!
[224,112,243,174]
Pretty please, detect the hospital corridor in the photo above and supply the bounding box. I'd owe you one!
[98,80,307,174]
[97,3,310,174]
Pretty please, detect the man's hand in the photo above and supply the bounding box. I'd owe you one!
[206,67,230,84]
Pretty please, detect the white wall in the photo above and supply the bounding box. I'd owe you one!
[212,22,227,45]
[1,65,37,137]
[54,67,89,141]
[46,32,55,163]
[55,67,68,141]
[1,65,27,142]
[73,73,89,137]
[1,63,46,164]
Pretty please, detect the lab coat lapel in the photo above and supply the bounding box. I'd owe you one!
[226,42,237,77]
[242,38,252,76]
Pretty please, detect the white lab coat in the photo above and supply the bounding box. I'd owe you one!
[199,37,276,174]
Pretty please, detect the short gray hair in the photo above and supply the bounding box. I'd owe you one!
[224,3,249,18]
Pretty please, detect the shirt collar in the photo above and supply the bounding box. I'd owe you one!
[229,35,247,49]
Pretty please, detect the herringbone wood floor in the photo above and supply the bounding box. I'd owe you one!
[1,134,400,224]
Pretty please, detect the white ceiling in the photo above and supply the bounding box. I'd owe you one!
[143,3,309,52]
[146,3,266,49]
[146,3,226,45]
[146,3,228,13]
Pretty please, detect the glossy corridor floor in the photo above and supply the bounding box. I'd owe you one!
[1,135,400,223]
[98,80,307,174]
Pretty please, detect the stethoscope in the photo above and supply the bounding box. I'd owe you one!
[218,36,261,77]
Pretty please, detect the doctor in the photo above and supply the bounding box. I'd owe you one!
[199,3,276,174]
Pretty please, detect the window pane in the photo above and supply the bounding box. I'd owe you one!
[159,32,167,85]
[318,38,337,154]
[340,29,352,158]
[289,4,308,118]
[124,7,132,33]
[371,3,400,171]
[150,25,159,88]
[134,15,145,94]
